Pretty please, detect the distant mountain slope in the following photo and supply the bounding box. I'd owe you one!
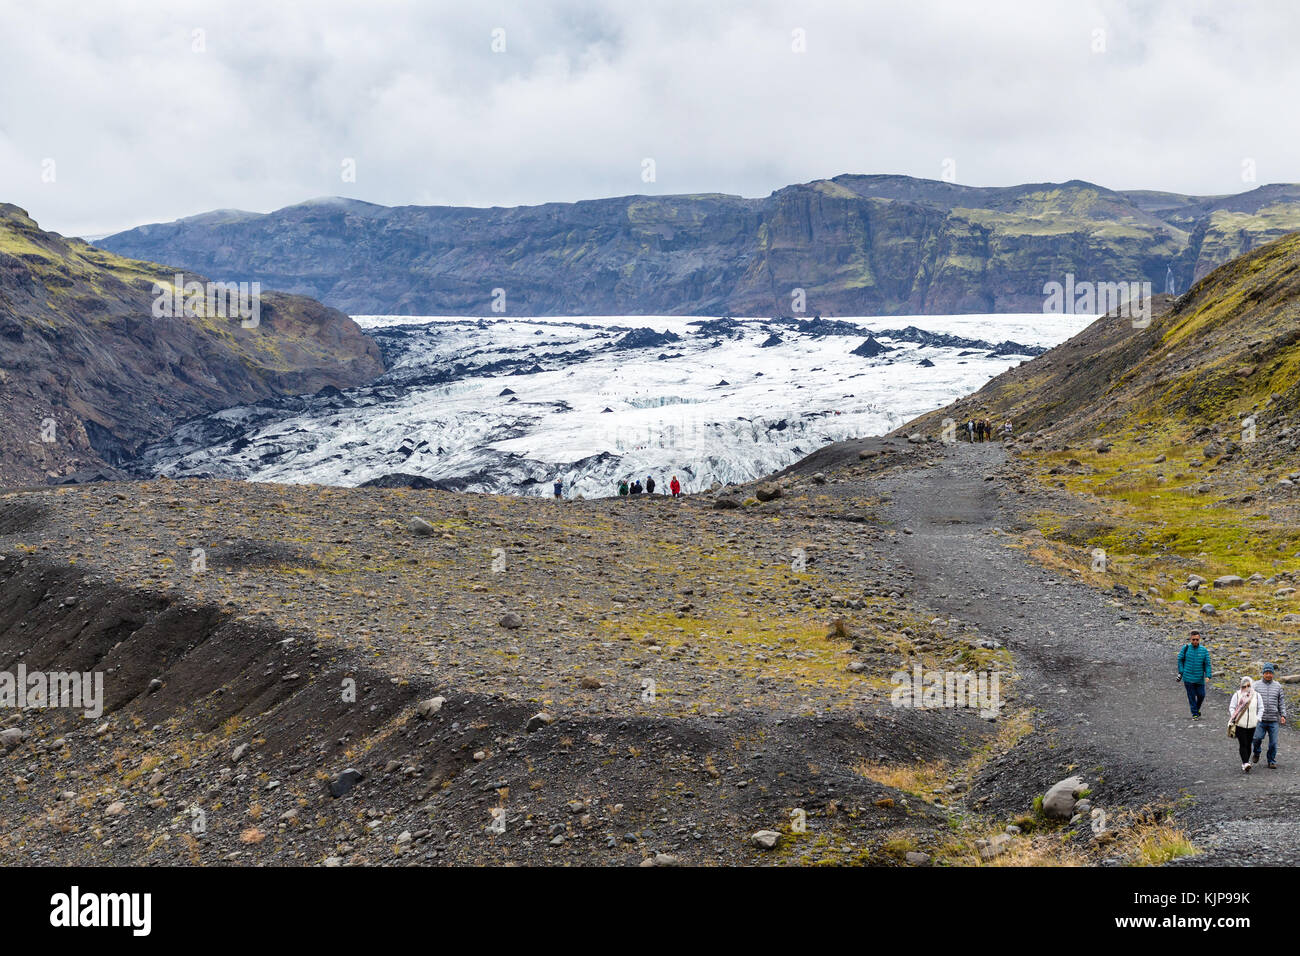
[902,230,1300,462]
[98,176,1300,317]
[0,204,385,487]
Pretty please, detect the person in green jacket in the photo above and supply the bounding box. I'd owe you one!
[617,480,629,497]
[1177,630,1211,719]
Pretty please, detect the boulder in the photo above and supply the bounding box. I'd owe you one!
[751,830,781,850]
[327,768,365,798]
[1213,575,1245,588]
[1042,775,1087,819]
[499,612,523,629]
[977,832,1011,859]
[405,517,435,536]
[525,712,554,733]
[416,696,447,718]
[755,484,782,502]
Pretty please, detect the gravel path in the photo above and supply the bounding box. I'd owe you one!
[877,441,1300,863]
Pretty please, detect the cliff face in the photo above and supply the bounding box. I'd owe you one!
[99,176,1300,317]
[0,204,385,487]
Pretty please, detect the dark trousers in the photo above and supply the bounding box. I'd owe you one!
[1254,721,1280,763]
[1237,726,1255,764]
[1183,680,1206,717]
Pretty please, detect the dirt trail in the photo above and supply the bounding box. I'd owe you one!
[877,442,1300,863]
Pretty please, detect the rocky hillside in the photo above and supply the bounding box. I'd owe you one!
[906,229,1300,454]
[98,176,1300,317]
[904,230,1300,645]
[0,204,385,488]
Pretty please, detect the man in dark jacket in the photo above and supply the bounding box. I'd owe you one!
[1177,631,1211,719]
[1253,663,1287,768]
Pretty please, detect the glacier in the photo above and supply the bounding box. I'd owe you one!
[127,312,1095,498]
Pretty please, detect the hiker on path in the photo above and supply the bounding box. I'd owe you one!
[1229,677,1262,772]
[630,480,642,495]
[669,476,681,497]
[646,476,656,494]
[966,420,975,442]
[618,479,629,497]
[1252,664,1287,768]
[553,479,563,499]
[1177,630,1211,719]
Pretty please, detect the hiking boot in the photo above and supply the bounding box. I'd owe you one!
[1252,751,1261,764]
[1193,714,1201,720]
[1269,762,1278,769]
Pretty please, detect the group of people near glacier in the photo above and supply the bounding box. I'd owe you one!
[964,417,1012,441]
[1179,630,1288,772]
[611,475,681,498]
[549,475,682,499]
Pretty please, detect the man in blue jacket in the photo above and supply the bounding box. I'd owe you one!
[1177,631,1211,719]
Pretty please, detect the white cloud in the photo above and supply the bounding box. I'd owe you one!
[1,0,1296,236]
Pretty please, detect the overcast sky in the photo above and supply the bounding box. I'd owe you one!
[2,0,1296,237]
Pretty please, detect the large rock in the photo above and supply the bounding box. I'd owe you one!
[416,696,447,718]
[1042,775,1087,819]
[327,768,365,798]
[755,484,782,502]
[0,728,24,750]
[1213,575,1245,588]
[525,712,554,733]
[751,830,781,850]
[406,517,436,536]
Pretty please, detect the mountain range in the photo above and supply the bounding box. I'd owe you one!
[97,175,1300,317]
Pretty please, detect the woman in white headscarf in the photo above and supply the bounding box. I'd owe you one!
[1229,676,1262,772]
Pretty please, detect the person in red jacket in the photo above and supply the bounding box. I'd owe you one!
[669,476,681,497]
